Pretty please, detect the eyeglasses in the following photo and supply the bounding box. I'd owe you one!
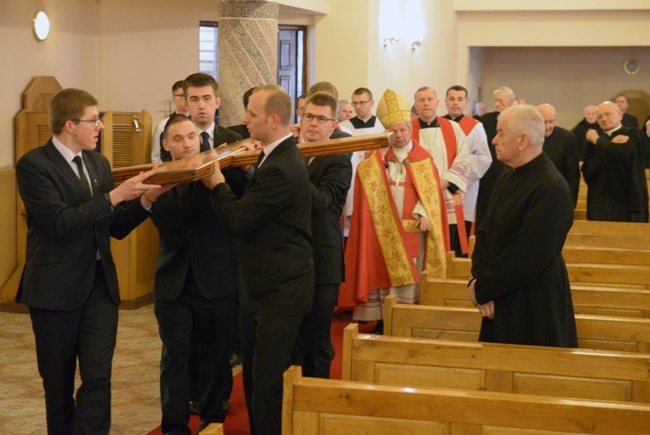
[303,113,336,124]
[72,118,102,127]
[351,100,371,107]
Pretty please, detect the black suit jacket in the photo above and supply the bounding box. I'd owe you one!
[209,135,314,315]
[308,153,352,285]
[16,139,151,310]
[151,181,240,301]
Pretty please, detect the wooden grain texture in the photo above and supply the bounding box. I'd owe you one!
[342,323,650,403]
[383,295,650,353]
[112,132,391,184]
[282,365,650,434]
[420,277,650,318]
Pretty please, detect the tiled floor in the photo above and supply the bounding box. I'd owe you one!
[0,304,222,434]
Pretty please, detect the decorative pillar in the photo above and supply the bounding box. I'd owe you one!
[218,0,279,127]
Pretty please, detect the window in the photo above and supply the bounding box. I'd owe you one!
[198,22,306,121]
[199,21,219,79]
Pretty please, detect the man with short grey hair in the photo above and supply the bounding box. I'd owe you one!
[468,104,577,348]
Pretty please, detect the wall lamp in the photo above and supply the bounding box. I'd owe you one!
[33,10,50,41]
[383,37,400,48]
[411,40,423,51]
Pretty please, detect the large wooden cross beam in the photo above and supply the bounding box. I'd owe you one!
[112,132,390,185]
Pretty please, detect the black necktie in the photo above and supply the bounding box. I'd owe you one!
[72,155,92,201]
[200,131,211,152]
[256,150,266,166]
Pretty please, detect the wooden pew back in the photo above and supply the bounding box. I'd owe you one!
[342,324,650,403]
[569,220,650,238]
[446,252,650,289]
[421,276,650,318]
[383,295,650,353]
[283,365,650,434]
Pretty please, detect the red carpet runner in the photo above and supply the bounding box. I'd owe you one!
[147,311,376,434]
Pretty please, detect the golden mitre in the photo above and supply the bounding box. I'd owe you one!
[376,88,412,129]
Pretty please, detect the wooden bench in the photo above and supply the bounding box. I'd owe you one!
[282,365,650,434]
[342,323,650,403]
[469,220,650,254]
[198,423,223,434]
[569,220,650,238]
[383,294,650,353]
[445,252,650,289]
[420,276,650,317]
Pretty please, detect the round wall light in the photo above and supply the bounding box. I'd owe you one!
[33,10,50,42]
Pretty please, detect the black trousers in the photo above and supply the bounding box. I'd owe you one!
[295,283,339,378]
[154,282,234,434]
[240,308,302,435]
[29,261,117,435]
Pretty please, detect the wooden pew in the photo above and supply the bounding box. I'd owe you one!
[282,365,650,434]
[445,252,650,289]
[383,295,650,353]
[198,423,223,434]
[569,220,650,238]
[342,323,650,403]
[420,276,650,318]
[565,233,650,249]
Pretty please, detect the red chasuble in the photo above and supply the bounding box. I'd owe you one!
[338,141,449,309]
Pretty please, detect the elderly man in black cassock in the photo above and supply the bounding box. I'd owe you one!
[468,105,578,348]
[583,101,649,223]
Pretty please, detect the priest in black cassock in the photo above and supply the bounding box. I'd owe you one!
[468,105,578,348]
[537,104,580,206]
[583,102,648,223]
[571,104,600,163]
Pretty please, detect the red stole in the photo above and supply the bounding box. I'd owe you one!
[411,116,468,254]
[457,115,479,136]
[411,116,458,168]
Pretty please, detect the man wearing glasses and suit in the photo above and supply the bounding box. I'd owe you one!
[16,88,166,434]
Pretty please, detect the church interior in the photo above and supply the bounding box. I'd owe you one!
[1,0,650,433]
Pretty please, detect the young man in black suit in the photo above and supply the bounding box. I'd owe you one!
[182,71,243,417]
[145,114,246,434]
[15,88,165,434]
[202,84,314,435]
[292,92,351,378]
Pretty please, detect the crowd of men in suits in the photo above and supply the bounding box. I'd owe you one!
[15,75,649,435]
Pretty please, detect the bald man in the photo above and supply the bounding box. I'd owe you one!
[537,104,580,205]
[571,104,600,163]
[583,102,648,222]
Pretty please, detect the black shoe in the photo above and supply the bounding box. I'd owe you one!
[222,400,231,413]
[230,353,242,367]
[373,320,384,335]
[190,401,202,415]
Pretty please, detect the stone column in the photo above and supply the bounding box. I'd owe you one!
[218,0,278,128]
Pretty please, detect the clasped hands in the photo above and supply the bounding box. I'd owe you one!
[467,279,495,320]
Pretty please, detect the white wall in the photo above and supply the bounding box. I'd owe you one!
[100,0,219,132]
[480,47,650,129]
[0,0,101,168]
